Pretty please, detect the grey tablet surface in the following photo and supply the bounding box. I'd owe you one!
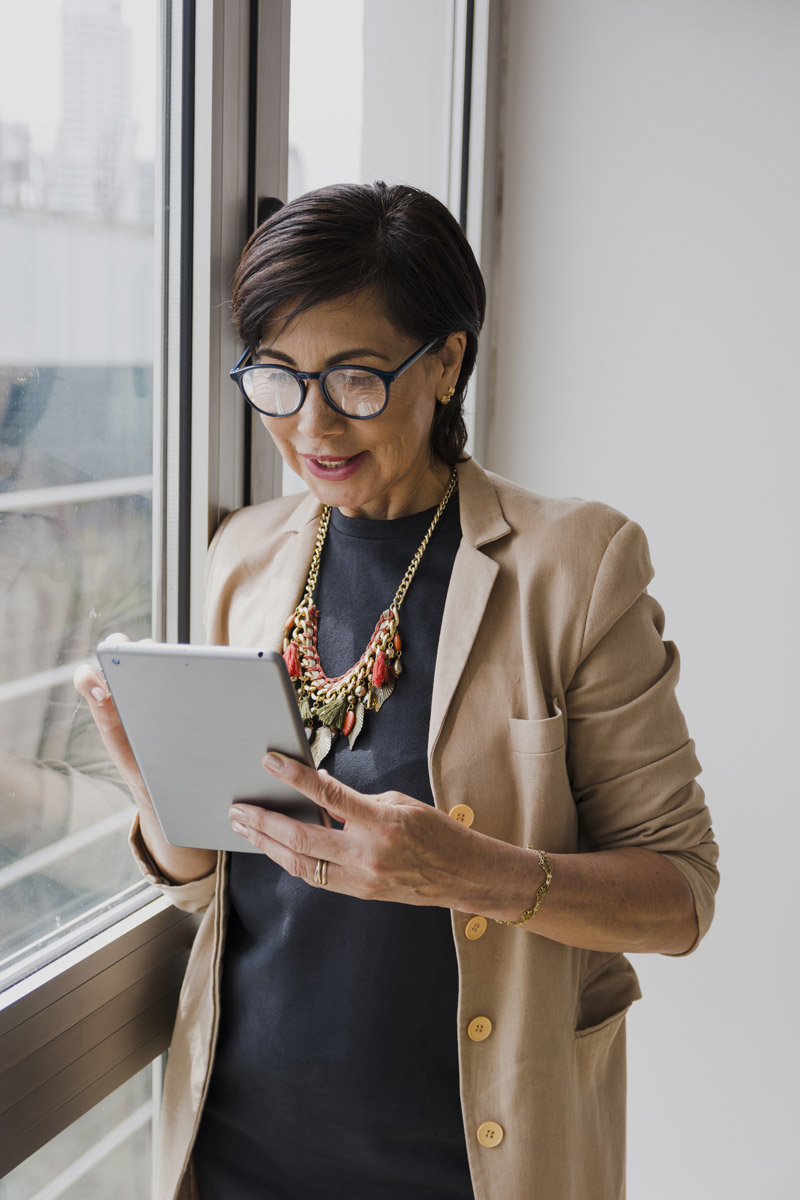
[96,640,321,853]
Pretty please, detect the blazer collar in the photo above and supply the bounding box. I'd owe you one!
[276,457,511,545]
[454,457,511,547]
[427,460,510,760]
[279,487,323,535]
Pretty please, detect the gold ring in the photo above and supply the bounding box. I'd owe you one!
[314,858,328,886]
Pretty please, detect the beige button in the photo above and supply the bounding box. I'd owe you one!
[477,1120,504,1148]
[448,803,474,827]
[467,1016,493,1042]
[465,915,487,941]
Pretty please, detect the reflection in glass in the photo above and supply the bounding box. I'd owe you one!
[0,0,157,976]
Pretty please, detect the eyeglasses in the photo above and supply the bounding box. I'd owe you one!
[229,340,436,420]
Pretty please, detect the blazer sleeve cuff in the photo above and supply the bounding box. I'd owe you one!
[128,811,218,914]
[659,840,719,956]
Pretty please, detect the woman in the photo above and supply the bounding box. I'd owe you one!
[75,182,719,1200]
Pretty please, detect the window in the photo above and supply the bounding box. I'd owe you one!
[1,0,501,1186]
[266,0,501,499]
[0,1064,155,1198]
[0,0,182,1181]
[0,0,157,982]
[289,0,464,204]
[2,0,258,1180]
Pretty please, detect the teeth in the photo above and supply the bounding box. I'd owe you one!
[316,458,349,468]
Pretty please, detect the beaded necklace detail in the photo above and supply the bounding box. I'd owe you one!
[282,468,458,767]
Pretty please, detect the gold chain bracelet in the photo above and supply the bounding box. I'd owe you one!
[495,847,553,927]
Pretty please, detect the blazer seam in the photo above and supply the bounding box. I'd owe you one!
[576,517,632,666]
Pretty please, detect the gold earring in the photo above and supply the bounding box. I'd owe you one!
[439,386,455,405]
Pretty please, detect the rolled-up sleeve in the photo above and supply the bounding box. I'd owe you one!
[566,520,719,954]
[128,811,219,915]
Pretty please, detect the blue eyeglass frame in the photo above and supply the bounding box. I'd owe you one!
[229,339,436,419]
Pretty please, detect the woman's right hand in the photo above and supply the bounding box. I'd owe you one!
[73,635,217,884]
[73,636,149,800]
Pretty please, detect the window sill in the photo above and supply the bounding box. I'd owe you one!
[0,895,198,1175]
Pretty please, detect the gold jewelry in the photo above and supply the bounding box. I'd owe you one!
[438,385,455,404]
[314,858,328,886]
[283,467,458,767]
[495,847,552,927]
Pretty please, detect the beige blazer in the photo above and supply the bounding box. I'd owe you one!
[131,458,718,1200]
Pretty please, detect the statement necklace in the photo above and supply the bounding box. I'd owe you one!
[282,468,458,767]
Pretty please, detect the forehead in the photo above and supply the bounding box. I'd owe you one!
[259,291,403,350]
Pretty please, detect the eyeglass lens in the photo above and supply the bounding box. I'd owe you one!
[242,367,386,417]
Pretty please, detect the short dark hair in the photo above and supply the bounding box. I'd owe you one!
[231,182,486,464]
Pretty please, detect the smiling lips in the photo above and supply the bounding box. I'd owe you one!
[301,451,369,481]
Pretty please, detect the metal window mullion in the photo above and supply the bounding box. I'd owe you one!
[461,0,504,466]
[189,0,252,644]
[248,0,290,506]
[0,475,154,513]
[155,0,189,644]
[150,1051,166,1197]
[447,1,468,220]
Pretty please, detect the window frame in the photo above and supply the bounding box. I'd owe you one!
[0,0,503,1178]
[0,0,274,1174]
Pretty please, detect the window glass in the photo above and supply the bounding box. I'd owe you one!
[288,0,457,202]
[280,0,461,494]
[0,0,157,979]
[0,1062,154,1198]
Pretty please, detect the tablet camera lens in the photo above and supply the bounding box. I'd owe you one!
[112,658,120,665]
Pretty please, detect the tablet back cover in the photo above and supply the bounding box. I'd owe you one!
[97,643,317,852]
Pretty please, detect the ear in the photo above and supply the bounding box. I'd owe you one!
[432,332,467,395]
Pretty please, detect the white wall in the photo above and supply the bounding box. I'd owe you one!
[490,2,798,1195]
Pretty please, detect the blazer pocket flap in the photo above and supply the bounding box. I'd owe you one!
[509,703,565,755]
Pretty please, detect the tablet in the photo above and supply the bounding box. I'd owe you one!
[96,640,325,854]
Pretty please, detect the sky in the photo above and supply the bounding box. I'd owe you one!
[0,0,157,159]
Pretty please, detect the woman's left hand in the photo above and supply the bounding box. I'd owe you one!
[228,751,505,912]
[228,751,700,954]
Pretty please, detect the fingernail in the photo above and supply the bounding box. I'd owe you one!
[91,686,108,703]
[263,753,283,772]
[231,821,248,836]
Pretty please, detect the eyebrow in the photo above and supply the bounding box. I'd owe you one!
[255,346,392,367]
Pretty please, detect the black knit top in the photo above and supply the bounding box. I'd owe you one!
[194,495,473,1199]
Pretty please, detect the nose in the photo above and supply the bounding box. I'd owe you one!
[295,379,346,440]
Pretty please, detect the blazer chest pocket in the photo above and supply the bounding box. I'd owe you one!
[509,703,565,756]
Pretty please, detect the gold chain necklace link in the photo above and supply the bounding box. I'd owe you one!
[301,503,332,606]
[284,466,459,766]
[391,467,459,610]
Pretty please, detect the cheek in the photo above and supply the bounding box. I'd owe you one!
[396,404,435,458]
[384,392,435,450]
[261,417,295,457]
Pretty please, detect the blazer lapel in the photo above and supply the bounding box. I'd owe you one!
[428,460,511,759]
[428,541,499,758]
